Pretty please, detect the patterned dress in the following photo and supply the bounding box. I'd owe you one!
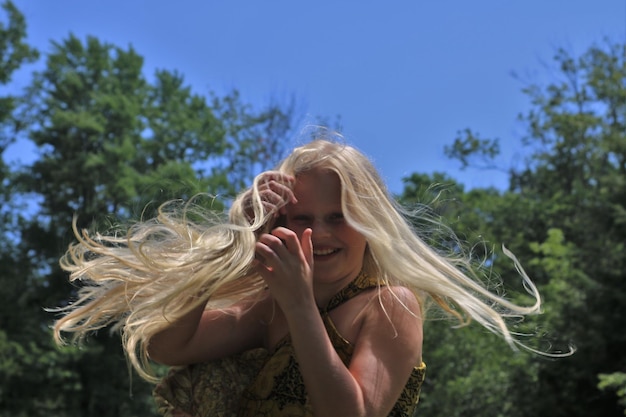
[154,272,426,417]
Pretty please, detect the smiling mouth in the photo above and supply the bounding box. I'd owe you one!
[313,248,339,257]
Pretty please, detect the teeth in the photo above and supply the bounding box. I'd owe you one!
[313,248,337,256]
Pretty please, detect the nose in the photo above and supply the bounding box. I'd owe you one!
[310,219,332,238]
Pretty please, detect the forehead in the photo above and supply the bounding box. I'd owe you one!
[293,170,342,204]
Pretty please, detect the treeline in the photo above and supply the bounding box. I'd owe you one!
[0,1,624,416]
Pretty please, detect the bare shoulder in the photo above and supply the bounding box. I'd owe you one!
[368,286,422,322]
[363,285,423,337]
[379,285,421,308]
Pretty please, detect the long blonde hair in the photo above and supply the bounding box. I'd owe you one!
[52,135,543,381]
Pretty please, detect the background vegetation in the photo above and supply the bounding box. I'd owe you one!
[0,2,624,415]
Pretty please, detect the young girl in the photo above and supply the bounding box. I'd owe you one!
[53,137,542,417]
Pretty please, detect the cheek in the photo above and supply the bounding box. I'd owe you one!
[342,227,367,249]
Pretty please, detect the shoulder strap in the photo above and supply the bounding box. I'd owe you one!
[322,271,381,313]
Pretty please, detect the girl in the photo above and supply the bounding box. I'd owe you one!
[53,137,542,417]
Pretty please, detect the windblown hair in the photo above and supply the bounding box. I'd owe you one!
[53,134,543,381]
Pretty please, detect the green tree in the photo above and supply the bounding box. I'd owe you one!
[421,40,626,416]
[598,372,626,415]
[7,33,162,417]
[400,174,544,417]
[0,2,41,416]
[211,90,299,192]
[3,28,299,415]
[505,41,625,417]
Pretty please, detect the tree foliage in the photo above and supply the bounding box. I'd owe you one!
[598,372,626,415]
[1,2,625,415]
[401,40,626,416]
[0,3,298,415]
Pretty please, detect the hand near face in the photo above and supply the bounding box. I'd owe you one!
[247,171,297,221]
[255,227,314,311]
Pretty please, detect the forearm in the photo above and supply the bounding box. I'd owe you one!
[147,303,205,365]
[285,301,367,417]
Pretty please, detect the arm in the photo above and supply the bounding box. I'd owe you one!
[342,287,423,414]
[255,228,423,417]
[286,286,422,417]
[147,294,270,366]
[149,171,296,366]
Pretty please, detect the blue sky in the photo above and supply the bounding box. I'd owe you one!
[7,0,625,194]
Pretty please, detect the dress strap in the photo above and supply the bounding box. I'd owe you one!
[322,271,381,313]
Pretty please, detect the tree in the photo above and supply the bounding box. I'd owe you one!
[423,39,626,416]
[211,90,299,192]
[399,173,545,417]
[2,27,300,414]
[0,2,42,416]
[598,372,626,415]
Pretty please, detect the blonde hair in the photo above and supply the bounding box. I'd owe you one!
[52,135,543,381]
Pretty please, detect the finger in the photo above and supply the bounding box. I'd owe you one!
[301,228,314,268]
[279,191,297,215]
[266,181,297,205]
[258,172,295,190]
[251,257,267,272]
[257,183,297,216]
[258,233,298,266]
[253,248,276,278]
[270,227,302,254]
[268,178,296,194]
[257,171,296,196]
[254,239,282,270]
[254,191,286,220]
[268,171,295,184]
[259,189,284,208]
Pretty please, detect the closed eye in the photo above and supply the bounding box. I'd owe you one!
[327,212,345,223]
[291,215,312,224]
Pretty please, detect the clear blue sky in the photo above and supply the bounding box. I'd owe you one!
[7,0,625,193]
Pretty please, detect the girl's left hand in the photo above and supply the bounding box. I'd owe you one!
[254,227,314,311]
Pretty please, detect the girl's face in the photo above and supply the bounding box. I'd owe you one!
[286,169,367,287]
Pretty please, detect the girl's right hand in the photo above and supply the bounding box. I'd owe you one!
[248,171,297,220]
